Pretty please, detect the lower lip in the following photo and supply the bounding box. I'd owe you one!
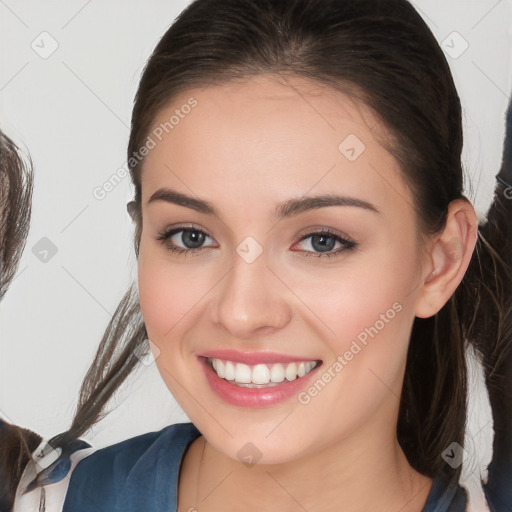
[199,357,321,408]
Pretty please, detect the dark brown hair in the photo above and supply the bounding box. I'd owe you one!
[0,129,37,512]
[0,130,33,301]
[4,0,511,506]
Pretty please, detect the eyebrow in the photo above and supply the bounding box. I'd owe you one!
[147,187,380,218]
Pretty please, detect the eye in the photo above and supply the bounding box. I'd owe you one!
[156,225,217,255]
[156,225,357,259]
[292,228,357,258]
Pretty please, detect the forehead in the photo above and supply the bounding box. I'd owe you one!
[140,74,412,218]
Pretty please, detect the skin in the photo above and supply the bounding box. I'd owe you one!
[136,74,478,512]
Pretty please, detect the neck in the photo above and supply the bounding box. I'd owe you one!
[179,416,432,512]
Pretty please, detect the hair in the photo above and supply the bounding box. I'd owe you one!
[0,129,37,512]
[462,107,512,490]
[0,130,33,301]
[2,0,511,508]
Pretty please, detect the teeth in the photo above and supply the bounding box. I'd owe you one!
[208,358,318,385]
[225,361,235,380]
[214,359,225,378]
[252,364,271,385]
[270,363,285,383]
[235,363,252,383]
[285,362,298,381]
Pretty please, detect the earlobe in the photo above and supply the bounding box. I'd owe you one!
[414,199,478,319]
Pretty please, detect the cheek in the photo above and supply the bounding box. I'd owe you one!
[283,239,420,351]
[321,267,414,355]
[137,241,210,406]
[286,262,417,449]
[283,239,420,407]
[137,237,211,342]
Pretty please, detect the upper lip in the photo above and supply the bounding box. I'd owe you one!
[198,349,321,365]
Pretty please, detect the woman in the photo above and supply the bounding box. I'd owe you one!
[7,0,512,511]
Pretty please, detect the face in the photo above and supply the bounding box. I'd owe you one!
[137,74,431,465]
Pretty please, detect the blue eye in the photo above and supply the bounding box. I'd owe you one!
[156,226,357,258]
[156,227,216,255]
[293,229,357,258]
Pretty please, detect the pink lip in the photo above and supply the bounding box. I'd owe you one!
[198,356,322,408]
[198,349,319,365]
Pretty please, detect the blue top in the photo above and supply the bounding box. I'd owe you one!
[62,422,468,512]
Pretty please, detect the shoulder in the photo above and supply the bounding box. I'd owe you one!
[62,422,200,512]
[66,422,199,485]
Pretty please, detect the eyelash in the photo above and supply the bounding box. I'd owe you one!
[155,226,357,259]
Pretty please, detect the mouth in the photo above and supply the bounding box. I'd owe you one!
[198,353,323,408]
[207,357,319,388]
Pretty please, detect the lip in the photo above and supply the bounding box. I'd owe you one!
[198,349,318,365]
[198,355,322,408]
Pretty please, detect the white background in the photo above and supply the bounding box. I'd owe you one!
[1,1,511,509]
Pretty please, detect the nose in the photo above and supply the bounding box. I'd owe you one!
[211,248,293,339]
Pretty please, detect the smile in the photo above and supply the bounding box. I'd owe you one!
[198,353,323,408]
[208,357,319,388]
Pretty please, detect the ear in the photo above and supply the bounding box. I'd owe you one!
[414,198,479,318]
[127,201,137,221]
